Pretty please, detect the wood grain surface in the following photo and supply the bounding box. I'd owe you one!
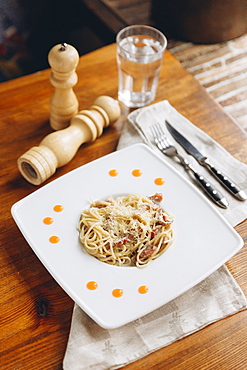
[0,44,246,370]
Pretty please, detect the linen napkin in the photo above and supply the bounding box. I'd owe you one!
[63,101,247,370]
[118,100,247,226]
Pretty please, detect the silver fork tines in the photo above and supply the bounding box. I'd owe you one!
[151,123,228,209]
[151,124,189,167]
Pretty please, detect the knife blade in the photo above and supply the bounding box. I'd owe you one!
[165,120,247,201]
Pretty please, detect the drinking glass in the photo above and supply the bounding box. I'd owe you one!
[116,25,167,108]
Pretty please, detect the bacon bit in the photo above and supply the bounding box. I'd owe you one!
[105,242,111,250]
[113,239,127,248]
[150,228,159,239]
[149,193,163,202]
[163,214,172,223]
[138,204,151,212]
[157,220,169,226]
[124,233,135,241]
[139,245,157,260]
[151,205,163,214]
[156,213,172,226]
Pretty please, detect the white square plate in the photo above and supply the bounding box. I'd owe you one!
[11,143,243,329]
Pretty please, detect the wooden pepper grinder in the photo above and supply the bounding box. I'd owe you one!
[48,43,79,130]
[17,96,121,185]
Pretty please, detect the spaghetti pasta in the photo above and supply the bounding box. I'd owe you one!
[78,193,174,268]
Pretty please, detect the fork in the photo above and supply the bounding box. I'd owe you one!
[151,123,228,209]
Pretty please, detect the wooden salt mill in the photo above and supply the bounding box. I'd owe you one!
[17,96,121,185]
[48,43,79,130]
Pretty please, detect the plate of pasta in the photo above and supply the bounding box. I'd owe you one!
[11,143,243,329]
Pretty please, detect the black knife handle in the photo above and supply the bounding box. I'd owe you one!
[203,160,247,200]
[193,172,228,208]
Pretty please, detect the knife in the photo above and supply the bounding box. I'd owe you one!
[166,120,247,201]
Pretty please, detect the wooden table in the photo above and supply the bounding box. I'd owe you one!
[1,43,247,370]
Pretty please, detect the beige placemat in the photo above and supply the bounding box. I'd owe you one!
[63,101,247,370]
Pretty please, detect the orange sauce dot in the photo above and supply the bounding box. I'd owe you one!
[112,288,123,298]
[138,285,149,294]
[86,281,98,290]
[109,169,118,177]
[154,177,165,185]
[132,169,142,177]
[43,217,53,225]
[53,205,63,212]
[49,235,60,244]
